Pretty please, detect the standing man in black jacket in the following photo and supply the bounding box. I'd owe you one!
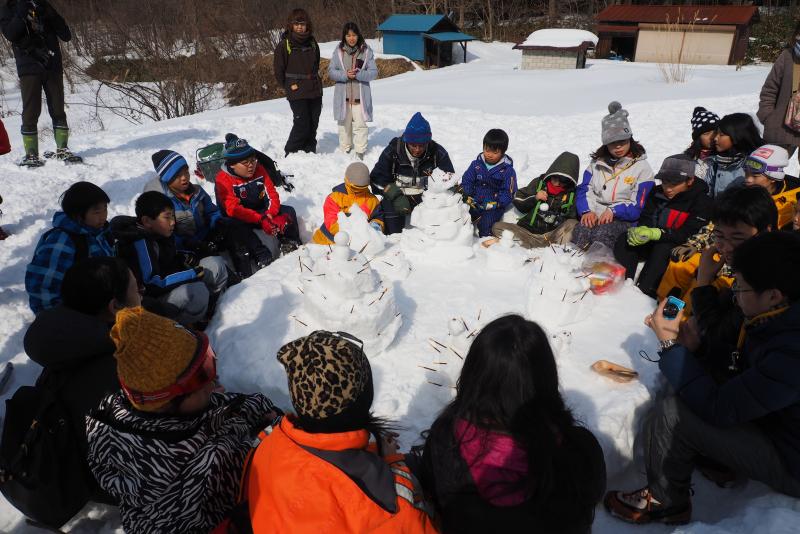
[274,8,322,157]
[0,0,80,166]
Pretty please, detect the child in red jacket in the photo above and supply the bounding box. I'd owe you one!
[214,134,301,254]
[0,118,10,240]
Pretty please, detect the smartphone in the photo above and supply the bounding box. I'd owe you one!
[355,59,365,69]
[662,296,686,320]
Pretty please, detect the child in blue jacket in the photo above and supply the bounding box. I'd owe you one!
[25,182,114,314]
[461,129,517,237]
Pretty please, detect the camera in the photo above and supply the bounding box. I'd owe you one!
[662,296,685,320]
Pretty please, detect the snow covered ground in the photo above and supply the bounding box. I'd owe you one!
[1,40,799,533]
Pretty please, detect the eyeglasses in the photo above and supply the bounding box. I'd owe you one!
[121,332,218,406]
[234,156,258,167]
[745,158,782,175]
[731,280,755,295]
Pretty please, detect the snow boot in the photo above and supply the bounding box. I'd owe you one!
[604,488,692,525]
[19,134,44,167]
[47,127,83,163]
[279,236,300,256]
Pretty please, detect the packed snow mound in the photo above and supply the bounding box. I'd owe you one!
[482,229,532,271]
[298,232,402,355]
[336,203,387,258]
[401,170,474,261]
[519,29,599,48]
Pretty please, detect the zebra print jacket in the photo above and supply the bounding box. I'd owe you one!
[86,391,276,534]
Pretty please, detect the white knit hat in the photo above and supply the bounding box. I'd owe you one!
[746,145,790,181]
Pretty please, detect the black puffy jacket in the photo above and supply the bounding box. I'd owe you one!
[0,0,71,76]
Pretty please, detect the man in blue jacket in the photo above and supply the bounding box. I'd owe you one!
[605,231,800,524]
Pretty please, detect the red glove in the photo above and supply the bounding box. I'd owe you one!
[271,213,290,233]
[260,216,278,236]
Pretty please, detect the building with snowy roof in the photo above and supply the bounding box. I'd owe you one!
[513,29,598,70]
[377,14,476,67]
[595,5,758,65]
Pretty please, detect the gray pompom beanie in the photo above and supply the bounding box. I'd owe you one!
[601,101,633,145]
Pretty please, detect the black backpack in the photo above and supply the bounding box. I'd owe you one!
[0,377,94,528]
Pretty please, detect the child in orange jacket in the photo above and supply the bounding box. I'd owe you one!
[247,330,437,533]
[312,162,384,244]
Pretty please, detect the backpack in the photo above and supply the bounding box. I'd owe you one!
[195,142,226,184]
[784,62,800,132]
[0,378,93,528]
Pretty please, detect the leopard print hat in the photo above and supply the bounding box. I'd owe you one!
[277,330,371,420]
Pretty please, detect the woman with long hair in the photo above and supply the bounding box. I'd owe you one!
[758,20,800,163]
[419,315,606,533]
[274,8,323,156]
[329,22,378,160]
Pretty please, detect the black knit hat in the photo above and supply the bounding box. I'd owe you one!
[691,107,720,139]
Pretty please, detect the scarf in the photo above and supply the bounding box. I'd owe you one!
[290,30,311,46]
[343,43,360,55]
[546,180,566,196]
[729,305,789,372]
[715,152,744,168]
[342,44,364,103]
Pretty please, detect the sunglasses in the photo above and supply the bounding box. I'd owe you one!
[121,332,218,406]
[745,158,782,175]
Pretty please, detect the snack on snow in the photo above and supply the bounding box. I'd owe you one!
[480,237,499,248]
[591,360,638,383]
[585,261,626,294]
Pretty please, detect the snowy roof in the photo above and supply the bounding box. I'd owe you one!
[514,29,598,50]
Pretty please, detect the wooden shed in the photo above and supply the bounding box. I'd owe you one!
[514,29,598,70]
[595,5,759,65]
[378,14,476,67]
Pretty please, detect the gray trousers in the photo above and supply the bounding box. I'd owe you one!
[20,72,67,134]
[571,219,632,250]
[645,394,800,507]
[158,256,228,324]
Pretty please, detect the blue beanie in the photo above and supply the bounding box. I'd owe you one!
[223,133,255,162]
[403,112,432,144]
[151,150,188,184]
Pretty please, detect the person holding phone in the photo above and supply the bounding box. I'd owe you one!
[605,231,800,525]
[329,22,378,160]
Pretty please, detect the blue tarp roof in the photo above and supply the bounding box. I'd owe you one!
[378,14,446,32]
[424,32,476,42]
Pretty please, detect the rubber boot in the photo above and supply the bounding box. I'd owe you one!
[22,133,38,156]
[54,126,69,149]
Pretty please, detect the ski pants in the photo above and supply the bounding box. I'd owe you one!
[20,71,67,135]
[285,96,322,155]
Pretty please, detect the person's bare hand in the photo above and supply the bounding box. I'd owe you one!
[380,431,400,457]
[581,212,598,228]
[648,299,683,342]
[535,191,548,202]
[697,245,725,286]
[598,209,614,225]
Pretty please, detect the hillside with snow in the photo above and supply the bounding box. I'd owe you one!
[1,40,799,533]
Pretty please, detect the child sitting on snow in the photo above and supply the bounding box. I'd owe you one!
[86,307,279,534]
[571,101,654,250]
[247,330,436,532]
[685,107,719,185]
[742,145,800,230]
[492,151,579,248]
[418,315,606,533]
[613,154,712,298]
[112,191,228,327]
[461,129,517,237]
[25,181,115,314]
[312,162,384,244]
[215,133,301,255]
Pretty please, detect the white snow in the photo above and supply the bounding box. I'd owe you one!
[518,28,599,49]
[0,40,798,533]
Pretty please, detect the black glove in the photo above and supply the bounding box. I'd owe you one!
[180,251,199,267]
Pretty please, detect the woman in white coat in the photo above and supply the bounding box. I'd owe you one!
[328,22,378,160]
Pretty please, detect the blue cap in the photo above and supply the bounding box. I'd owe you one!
[402,112,432,145]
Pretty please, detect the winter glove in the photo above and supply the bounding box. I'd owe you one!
[370,221,382,232]
[464,196,477,209]
[627,226,661,246]
[670,243,699,262]
[193,266,205,280]
[271,213,291,233]
[383,183,402,201]
[260,216,278,236]
[481,201,498,211]
[392,194,412,216]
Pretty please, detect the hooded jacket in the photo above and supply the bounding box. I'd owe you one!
[86,392,275,534]
[659,301,800,481]
[247,416,437,533]
[214,163,281,224]
[370,137,455,196]
[24,305,118,453]
[111,215,199,297]
[329,43,378,123]
[757,48,800,148]
[312,179,385,244]
[143,176,221,247]
[25,211,114,314]
[575,153,654,221]
[637,178,712,245]
[772,174,800,230]
[514,152,579,235]
[461,153,517,210]
[0,0,71,76]
[273,30,322,101]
